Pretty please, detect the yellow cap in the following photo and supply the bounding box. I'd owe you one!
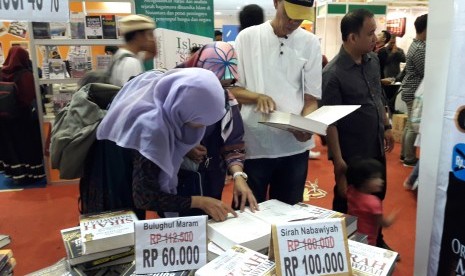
[283,0,314,20]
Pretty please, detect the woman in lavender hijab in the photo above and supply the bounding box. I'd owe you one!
[96,68,237,221]
[177,42,259,213]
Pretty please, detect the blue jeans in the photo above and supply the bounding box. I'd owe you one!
[407,161,420,185]
[243,151,309,205]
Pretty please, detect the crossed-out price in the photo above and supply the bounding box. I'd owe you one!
[150,231,194,244]
[0,0,59,12]
[284,252,346,276]
[142,246,200,268]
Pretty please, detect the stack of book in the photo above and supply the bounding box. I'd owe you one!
[119,261,196,276]
[0,249,16,275]
[27,210,138,275]
[207,200,358,255]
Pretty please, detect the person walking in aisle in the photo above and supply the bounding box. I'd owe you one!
[0,46,46,184]
[97,68,238,222]
[399,14,428,167]
[321,9,394,249]
[176,42,258,213]
[231,0,322,205]
[109,14,156,86]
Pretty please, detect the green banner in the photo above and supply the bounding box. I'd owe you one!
[135,0,214,38]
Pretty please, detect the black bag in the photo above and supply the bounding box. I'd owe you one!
[0,69,27,119]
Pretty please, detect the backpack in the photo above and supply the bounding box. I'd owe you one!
[0,69,28,119]
[78,52,135,86]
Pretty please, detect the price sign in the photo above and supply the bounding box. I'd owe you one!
[134,216,207,274]
[0,0,69,22]
[271,218,352,276]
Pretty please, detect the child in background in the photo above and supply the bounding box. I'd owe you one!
[346,158,397,247]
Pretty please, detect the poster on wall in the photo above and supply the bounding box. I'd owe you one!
[155,28,212,69]
[429,1,465,275]
[387,18,406,38]
[135,0,214,69]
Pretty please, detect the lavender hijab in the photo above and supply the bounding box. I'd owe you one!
[96,68,226,194]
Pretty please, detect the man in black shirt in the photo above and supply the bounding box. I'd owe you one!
[321,8,394,249]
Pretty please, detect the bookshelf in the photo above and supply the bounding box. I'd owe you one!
[27,0,134,185]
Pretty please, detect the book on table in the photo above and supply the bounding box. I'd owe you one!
[0,256,16,275]
[292,202,358,237]
[61,226,133,266]
[259,105,360,135]
[25,258,75,276]
[0,235,10,249]
[0,249,13,272]
[119,261,195,276]
[348,240,398,276]
[208,199,358,253]
[79,210,138,255]
[195,245,275,276]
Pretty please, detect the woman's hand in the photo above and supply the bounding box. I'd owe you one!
[233,177,259,212]
[191,196,237,222]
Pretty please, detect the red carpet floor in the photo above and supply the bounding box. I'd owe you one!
[0,137,417,275]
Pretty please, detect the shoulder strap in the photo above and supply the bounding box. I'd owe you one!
[106,52,136,78]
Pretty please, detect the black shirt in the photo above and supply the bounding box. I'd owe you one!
[322,46,385,161]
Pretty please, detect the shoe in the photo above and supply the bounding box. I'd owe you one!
[309,150,321,159]
[377,240,394,251]
[403,158,418,167]
[400,155,405,161]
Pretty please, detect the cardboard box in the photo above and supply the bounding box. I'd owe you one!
[392,129,403,143]
[392,114,408,132]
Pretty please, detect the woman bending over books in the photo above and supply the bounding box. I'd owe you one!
[96,68,237,221]
[176,42,258,214]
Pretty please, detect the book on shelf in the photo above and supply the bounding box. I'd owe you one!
[101,15,117,39]
[120,261,195,276]
[25,258,76,276]
[348,240,398,276]
[115,15,125,38]
[0,235,10,249]
[61,226,134,266]
[195,244,275,276]
[50,22,69,39]
[0,257,16,275]
[79,210,137,255]
[70,56,88,78]
[7,21,27,38]
[259,105,360,135]
[85,16,103,39]
[0,249,13,272]
[70,12,86,39]
[96,55,112,71]
[32,22,51,39]
[293,202,358,237]
[48,59,67,79]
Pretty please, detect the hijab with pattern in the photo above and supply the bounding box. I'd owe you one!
[177,41,239,140]
[96,68,226,194]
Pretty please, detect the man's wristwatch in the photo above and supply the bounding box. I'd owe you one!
[233,172,248,181]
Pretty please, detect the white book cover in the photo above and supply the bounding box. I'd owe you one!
[48,59,67,79]
[195,245,275,276]
[259,105,360,135]
[208,200,311,253]
[348,240,398,276]
[80,210,137,254]
[207,212,271,252]
[85,15,103,39]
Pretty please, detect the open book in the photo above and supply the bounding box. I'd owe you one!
[259,105,360,135]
